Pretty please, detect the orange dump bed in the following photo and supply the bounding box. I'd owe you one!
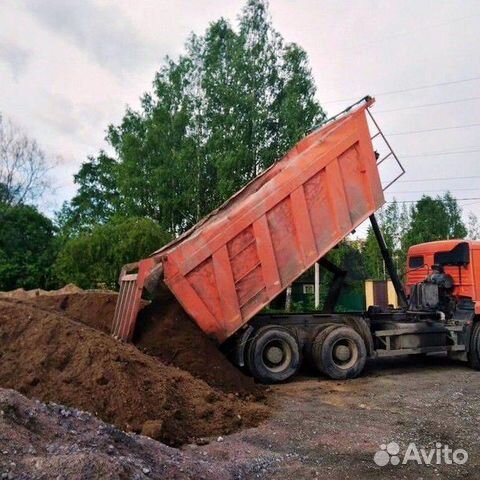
[113,98,385,342]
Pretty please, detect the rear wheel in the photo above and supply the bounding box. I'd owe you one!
[311,326,367,379]
[307,324,339,366]
[468,321,480,370]
[247,327,301,383]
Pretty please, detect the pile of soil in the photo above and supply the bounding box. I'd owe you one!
[31,291,119,334]
[9,288,264,399]
[134,301,264,399]
[0,287,117,335]
[0,283,83,299]
[0,298,267,446]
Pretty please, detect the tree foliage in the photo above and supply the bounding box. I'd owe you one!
[363,200,409,279]
[0,203,57,290]
[56,152,120,236]
[402,192,467,247]
[363,193,468,279]
[62,0,324,235]
[54,217,171,289]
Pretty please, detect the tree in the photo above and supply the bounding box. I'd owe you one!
[0,203,57,290]
[363,193,467,280]
[56,152,120,236]
[62,0,324,235]
[54,217,171,289]
[363,200,409,279]
[402,193,467,249]
[467,212,480,240]
[0,114,52,205]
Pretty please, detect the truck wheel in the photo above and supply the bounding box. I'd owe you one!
[468,322,480,370]
[247,327,301,383]
[312,326,367,379]
[307,324,339,366]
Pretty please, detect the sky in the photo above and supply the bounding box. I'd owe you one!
[1,0,480,226]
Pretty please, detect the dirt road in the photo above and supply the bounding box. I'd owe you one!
[194,355,480,479]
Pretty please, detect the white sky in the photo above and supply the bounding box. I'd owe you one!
[1,0,480,225]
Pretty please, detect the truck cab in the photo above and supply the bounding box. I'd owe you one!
[406,240,480,315]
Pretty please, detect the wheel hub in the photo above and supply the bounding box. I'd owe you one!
[265,345,284,364]
[334,344,351,362]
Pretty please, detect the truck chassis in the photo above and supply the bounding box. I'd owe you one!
[228,308,478,383]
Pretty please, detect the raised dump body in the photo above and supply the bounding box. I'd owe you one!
[113,97,386,343]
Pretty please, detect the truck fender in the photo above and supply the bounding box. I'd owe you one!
[233,325,255,368]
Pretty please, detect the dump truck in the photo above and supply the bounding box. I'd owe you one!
[112,96,480,383]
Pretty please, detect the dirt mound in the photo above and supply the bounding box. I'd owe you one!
[0,287,47,298]
[13,289,264,399]
[54,283,84,294]
[0,299,267,446]
[134,301,264,399]
[0,283,84,299]
[30,291,119,334]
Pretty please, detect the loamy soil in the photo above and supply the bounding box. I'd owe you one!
[0,298,267,446]
[134,301,264,399]
[28,290,120,334]
[11,288,265,399]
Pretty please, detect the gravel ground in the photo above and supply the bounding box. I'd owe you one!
[194,355,480,479]
[2,354,480,479]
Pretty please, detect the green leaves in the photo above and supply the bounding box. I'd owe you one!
[0,203,57,290]
[53,217,171,289]
[364,194,468,280]
[401,192,467,250]
[61,0,323,236]
[46,0,324,292]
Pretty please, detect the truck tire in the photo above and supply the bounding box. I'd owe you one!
[312,326,367,380]
[307,324,339,366]
[468,321,480,370]
[247,327,301,383]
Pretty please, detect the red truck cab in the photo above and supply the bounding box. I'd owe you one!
[406,240,480,315]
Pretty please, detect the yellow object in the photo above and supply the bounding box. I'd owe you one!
[365,280,398,308]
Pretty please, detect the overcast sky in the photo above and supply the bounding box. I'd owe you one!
[1,0,480,224]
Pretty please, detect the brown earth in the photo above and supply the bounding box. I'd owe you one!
[135,301,264,399]
[0,298,267,446]
[0,287,117,335]
[29,291,119,334]
[1,288,262,399]
[0,283,83,299]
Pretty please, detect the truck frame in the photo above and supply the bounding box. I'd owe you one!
[112,97,480,383]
